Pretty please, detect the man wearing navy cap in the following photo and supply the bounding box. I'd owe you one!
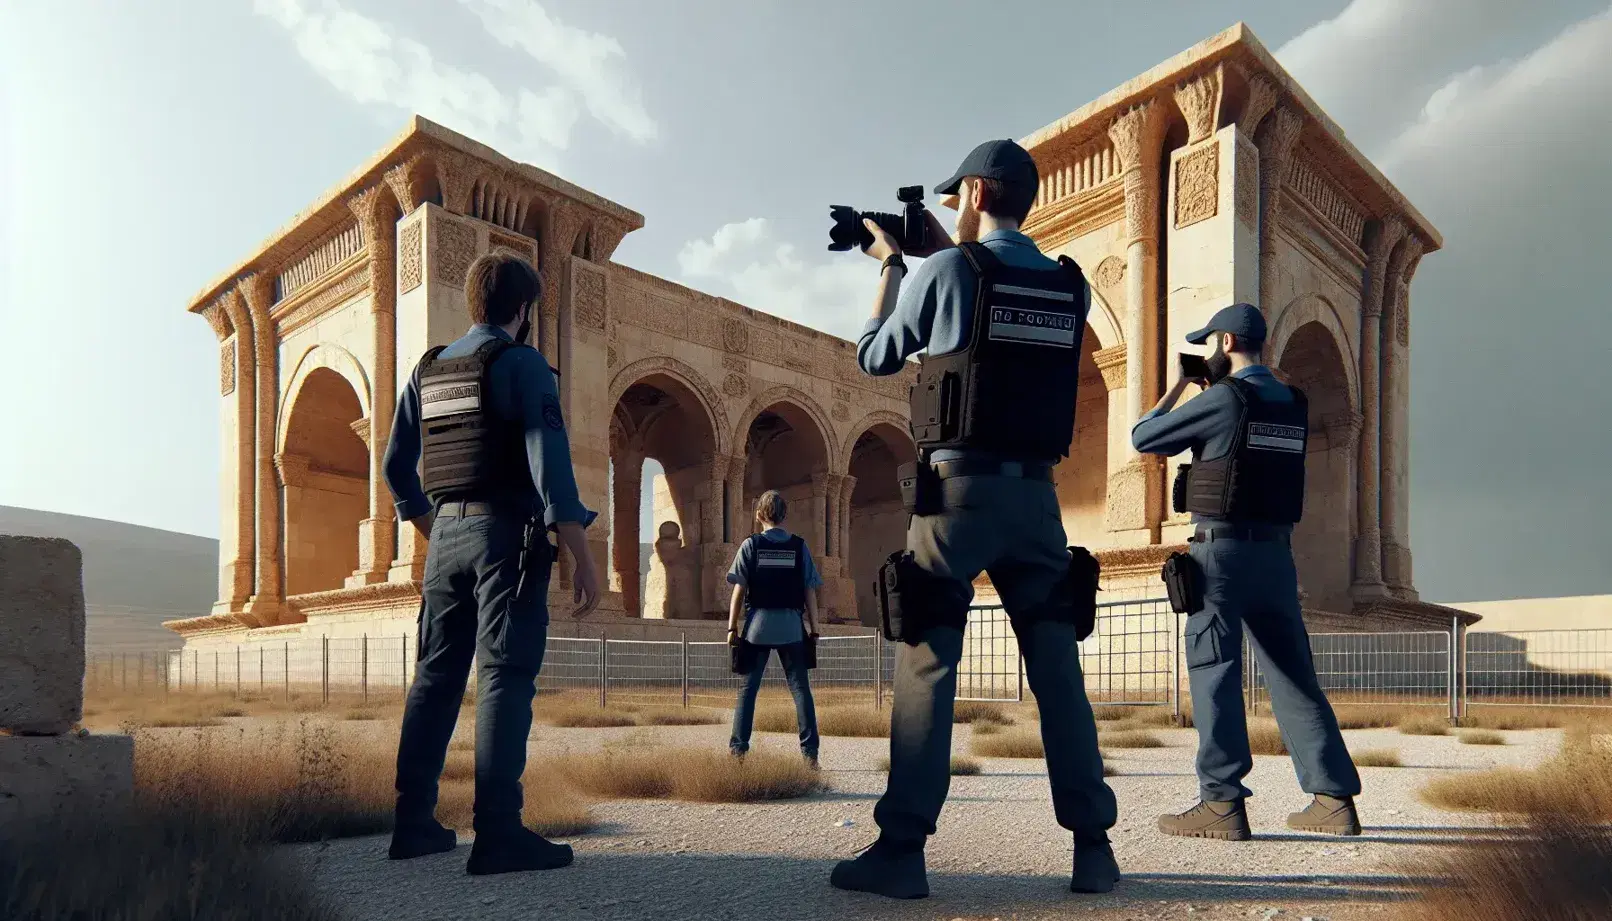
[1132,302,1361,841]
[832,139,1120,899]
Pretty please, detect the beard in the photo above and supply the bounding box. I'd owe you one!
[954,206,981,244]
[1205,343,1233,384]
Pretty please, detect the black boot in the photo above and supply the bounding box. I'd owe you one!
[388,818,458,860]
[829,836,928,899]
[466,827,575,876]
[1070,835,1121,894]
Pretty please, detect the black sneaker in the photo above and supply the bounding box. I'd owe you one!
[466,827,575,876]
[388,820,458,860]
[1070,838,1121,893]
[829,837,928,899]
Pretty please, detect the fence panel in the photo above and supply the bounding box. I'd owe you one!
[1079,598,1177,707]
[1465,629,1612,708]
[602,639,685,706]
[1251,630,1452,713]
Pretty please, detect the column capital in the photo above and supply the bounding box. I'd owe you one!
[348,417,372,449]
[1233,68,1279,137]
[383,155,430,212]
[235,271,276,321]
[200,301,233,342]
[1366,217,1408,272]
[1107,100,1168,173]
[1094,343,1128,391]
[1388,232,1425,285]
[1172,64,1225,145]
[273,452,310,487]
[435,151,482,216]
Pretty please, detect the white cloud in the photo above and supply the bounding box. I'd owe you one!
[677,218,872,340]
[455,0,658,144]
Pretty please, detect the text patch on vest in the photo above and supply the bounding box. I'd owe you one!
[987,306,1077,347]
[1245,422,1306,453]
[421,381,482,420]
[757,548,798,569]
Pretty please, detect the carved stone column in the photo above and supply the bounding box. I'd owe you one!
[239,273,285,623]
[1106,102,1168,538]
[348,187,399,586]
[726,454,750,541]
[1380,235,1424,598]
[611,436,645,617]
[1352,218,1406,602]
[539,200,584,372]
[204,291,258,622]
[1255,105,1305,318]
[1173,65,1224,146]
[838,474,858,566]
[808,471,830,558]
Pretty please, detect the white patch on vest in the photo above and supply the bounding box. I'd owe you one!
[992,283,1075,302]
[987,306,1076,346]
[421,381,482,419]
[1246,422,1306,453]
[757,549,798,569]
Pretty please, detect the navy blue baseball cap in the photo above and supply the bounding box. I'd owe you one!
[1185,302,1266,345]
[934,139,1040,198]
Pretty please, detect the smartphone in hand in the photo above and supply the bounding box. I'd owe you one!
[1178,352,1210,382]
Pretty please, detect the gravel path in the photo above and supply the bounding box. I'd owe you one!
[289,720,1563,921]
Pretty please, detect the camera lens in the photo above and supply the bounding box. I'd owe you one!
[828,205,867,252]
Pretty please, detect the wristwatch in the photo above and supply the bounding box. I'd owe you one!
[881,254,907,278]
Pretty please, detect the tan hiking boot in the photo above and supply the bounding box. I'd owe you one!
[1157,800,1251,841]
[1287,794,1361,835]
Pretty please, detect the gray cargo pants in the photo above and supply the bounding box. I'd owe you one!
[872,474,1117,845]
[1185,533,1360,802]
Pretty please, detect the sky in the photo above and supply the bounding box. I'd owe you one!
[2,0,1609,603]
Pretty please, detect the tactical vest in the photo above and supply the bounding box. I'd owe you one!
[416,339,536,505]
[909,242,1088,459]
[1183,376,1309,523]
[743,534,807,611]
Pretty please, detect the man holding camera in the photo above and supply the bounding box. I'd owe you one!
[1132,303,1360,841]
[831,140,1120,899]
[383,252,602,876]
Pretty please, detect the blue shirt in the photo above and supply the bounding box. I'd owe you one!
[727,528,823,646]
[855,229,1092,462]
[383,324,596,530]
[1130,365,1296,528]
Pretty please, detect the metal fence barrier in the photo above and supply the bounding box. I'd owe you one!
[85,606,1612,718]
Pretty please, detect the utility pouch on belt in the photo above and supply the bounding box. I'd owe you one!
[876,551,924,644]
[1066,546,1102,641]
[515,517,557,602]
[731,612,757,675]
[1171,464,1192,514]
[1161,551,1205,615]
[896,461,942,517]
[804,633,818,670]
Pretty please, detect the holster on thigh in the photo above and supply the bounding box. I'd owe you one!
[1161,551,1206,615]
[876,550,968,645]
[1012,546,1103,642]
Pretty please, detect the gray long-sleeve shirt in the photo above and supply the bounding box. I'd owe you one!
[383,323,596,529]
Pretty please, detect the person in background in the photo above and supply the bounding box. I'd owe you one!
[725,490,821,768]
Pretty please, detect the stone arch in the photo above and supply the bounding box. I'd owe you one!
[277,343,372,456]
[843,414,915,624]
[837,410,913,474]
[734,386,839,469]
[1268,293,1360,411]
[608,357,731,458]
[278,366,368,597]
[1085,286,1123,350]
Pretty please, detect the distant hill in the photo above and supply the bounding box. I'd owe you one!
[0,506,216,654]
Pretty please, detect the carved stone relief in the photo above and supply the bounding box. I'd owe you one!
[398,221,423,294]
[723,318,750,353]
[488,230,533,256]
[1235,139,1259,229]
[573,263,607,331]
[721,372,749,398]
[607,345,619,368]
[434,217,478,288]
[1093,255,1126,291]
[1174,141,1219,229]
[832,402,850,422]
[722,354,749,374]
[833,385,851,403]
[221,340,236,396]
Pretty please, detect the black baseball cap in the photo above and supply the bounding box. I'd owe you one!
[934,139,1040,199]
[1185,302,1267,346]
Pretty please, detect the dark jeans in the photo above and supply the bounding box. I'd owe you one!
[394,510,549,837]
[1185,535,1360,802]
[729,643,819,757]
[874,475,1116,846]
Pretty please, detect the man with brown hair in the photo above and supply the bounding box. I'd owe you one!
[382,251,601,875]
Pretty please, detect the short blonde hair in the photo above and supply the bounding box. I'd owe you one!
[754,490,787,526]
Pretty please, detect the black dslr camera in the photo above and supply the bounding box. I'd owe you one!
[827,186,932,253]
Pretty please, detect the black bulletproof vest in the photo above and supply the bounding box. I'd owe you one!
[909,242,1088,459]
[743,534,807,611]
[1183,376,1309,523]
[417,339,536,505]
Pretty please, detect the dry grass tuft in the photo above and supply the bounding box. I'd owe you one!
[441,749,476,781]
[971,729,1045,759]
[1400,716,1452,736]
[1335,707,1404,730]
[342,707,384,721]
[756,704,888,738]
[970,720,1004,737]
[877,755,984,776]
[553,747,822,803]
[1422,730,1612,819]
[1247,720,1288,756]
[952,701,1014,726]
[1459,730,1507,746]
[1393,816,1612,921]
[1093,705,1178,727]
[1353,748,1404,767]
[543,707,639,728]
[1099,730,1167,749]
[637,708,721,726]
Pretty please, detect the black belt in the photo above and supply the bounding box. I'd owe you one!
[931,460,1053,482]
[1189,526,1287,543]
[435,500,501,518]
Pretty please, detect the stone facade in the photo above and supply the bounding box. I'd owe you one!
[170,25,1472,658]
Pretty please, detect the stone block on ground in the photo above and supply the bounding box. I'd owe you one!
[0,732,134,835]
[0,536,86,734]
